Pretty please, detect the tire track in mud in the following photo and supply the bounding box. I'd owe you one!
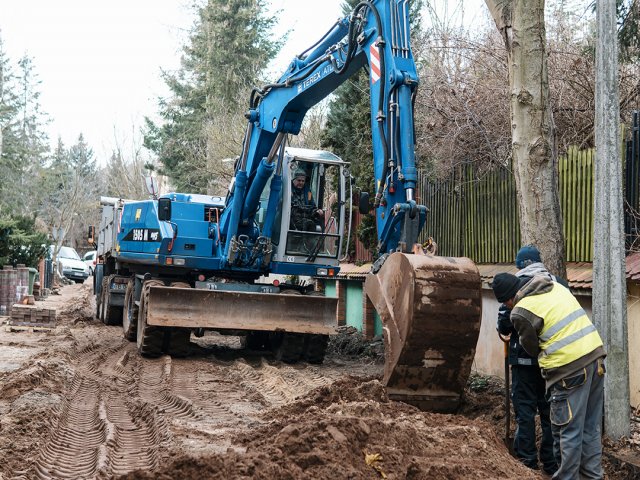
[34,375,105,479]
[103,394,162,475]
[171,361,254,422]
[22,312,376,479]
[32,336,167,479]
[135,356,196,419]
[230,357,333,408]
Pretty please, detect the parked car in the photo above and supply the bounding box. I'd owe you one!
[51,246,90,283]
[82,250,97,275]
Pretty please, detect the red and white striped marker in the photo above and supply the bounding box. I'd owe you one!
[370,43,380,84]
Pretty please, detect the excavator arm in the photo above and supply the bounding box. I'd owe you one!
[219,1,482,411]
[220,1,425,260]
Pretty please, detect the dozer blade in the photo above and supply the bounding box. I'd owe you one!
[144,286,336,335]
[364,253,482,413]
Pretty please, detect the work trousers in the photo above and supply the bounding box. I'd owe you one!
[549,358,605,480]
[511,365,557,473]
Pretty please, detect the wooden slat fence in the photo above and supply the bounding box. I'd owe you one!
[416,148,596,264]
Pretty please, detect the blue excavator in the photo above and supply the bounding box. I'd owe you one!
[91,0,482,412]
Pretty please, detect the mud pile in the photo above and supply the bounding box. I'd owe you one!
[121,378,541,480]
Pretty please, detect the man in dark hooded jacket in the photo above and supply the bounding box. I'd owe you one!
[496,245,566,475]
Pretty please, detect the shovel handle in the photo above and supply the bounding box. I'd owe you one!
[498,332,512,452]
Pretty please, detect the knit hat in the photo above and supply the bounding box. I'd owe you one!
[293,168,306,179]
[515,244,541,269]
[491,273,521,303]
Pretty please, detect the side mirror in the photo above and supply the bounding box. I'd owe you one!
[158,198,172,221]
[87,226,95,245]
[358,192,370,215]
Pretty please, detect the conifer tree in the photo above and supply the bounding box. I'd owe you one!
[2,55,50,215]
[144,0,281,193]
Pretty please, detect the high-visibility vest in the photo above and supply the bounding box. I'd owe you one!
[514,282,603,370]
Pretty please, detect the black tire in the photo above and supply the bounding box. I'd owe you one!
[122,279,137,341]
[303,334,329,364]
[160,282,192,357]
[98,277,109,323]
[165,328,191,357]
[103,275,122,326]
[245,331,270,351]
[104,303,123,326]
[271,332,305,363]
[302,291,329,364]
[136,280,165,357]
[94,265,104,320]
[94,264,104,296]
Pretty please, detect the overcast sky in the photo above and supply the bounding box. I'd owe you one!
[0,0,486,164]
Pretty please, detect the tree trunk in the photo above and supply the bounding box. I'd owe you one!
[485,0,566,277]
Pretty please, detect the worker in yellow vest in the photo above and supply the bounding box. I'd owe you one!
[491,272,606,480]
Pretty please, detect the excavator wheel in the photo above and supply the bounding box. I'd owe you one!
[303,291,329,364]
[122,279,137,341]
[164,328,191,357]
[136,280,166,357]
[96,284,104,321]
[98,277,109,323]
[162,282,192,357]
[245,331,271,351]
[102,275,123,326]
[302,334,329,364]
[270,332,305,363]
[364,252,482,413]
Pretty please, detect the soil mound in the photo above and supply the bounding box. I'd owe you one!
[121,378,542,480]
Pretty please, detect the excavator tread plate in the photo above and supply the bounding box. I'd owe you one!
[365,253,482,413]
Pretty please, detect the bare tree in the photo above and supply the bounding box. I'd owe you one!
[104,125,163,200]
[484,0,565,277]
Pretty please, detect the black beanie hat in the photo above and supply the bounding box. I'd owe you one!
[491,273,521,303]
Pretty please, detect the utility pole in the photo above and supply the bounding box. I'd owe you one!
[593,0,630,439]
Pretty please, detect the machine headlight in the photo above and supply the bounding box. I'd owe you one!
[316,268,328,276]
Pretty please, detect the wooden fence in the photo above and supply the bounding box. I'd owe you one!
[416,148,596,263]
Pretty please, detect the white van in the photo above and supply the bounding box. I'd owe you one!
[51,246,90,283]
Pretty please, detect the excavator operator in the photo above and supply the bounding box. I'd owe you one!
[290,168,323,232]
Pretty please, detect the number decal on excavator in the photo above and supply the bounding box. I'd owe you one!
[123,228,161,242]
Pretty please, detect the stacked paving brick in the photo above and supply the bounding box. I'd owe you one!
[9,304,57,328]
[0,266,19,316]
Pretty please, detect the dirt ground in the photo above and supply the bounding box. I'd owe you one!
[0,282,638,479]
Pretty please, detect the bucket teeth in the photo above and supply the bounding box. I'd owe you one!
[364,253,482,413]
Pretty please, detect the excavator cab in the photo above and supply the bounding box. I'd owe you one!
[264,148,347,265]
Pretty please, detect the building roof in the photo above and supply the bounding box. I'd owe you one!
[334,252,640,292]
[335,262,372,280]
[476,263,594,292]
[628,252,640,282]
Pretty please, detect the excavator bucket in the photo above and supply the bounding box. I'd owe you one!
[364,252,482,413]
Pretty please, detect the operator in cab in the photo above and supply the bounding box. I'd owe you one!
[290,168,323,232]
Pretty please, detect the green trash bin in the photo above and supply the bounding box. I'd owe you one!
[28,267,38,295]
